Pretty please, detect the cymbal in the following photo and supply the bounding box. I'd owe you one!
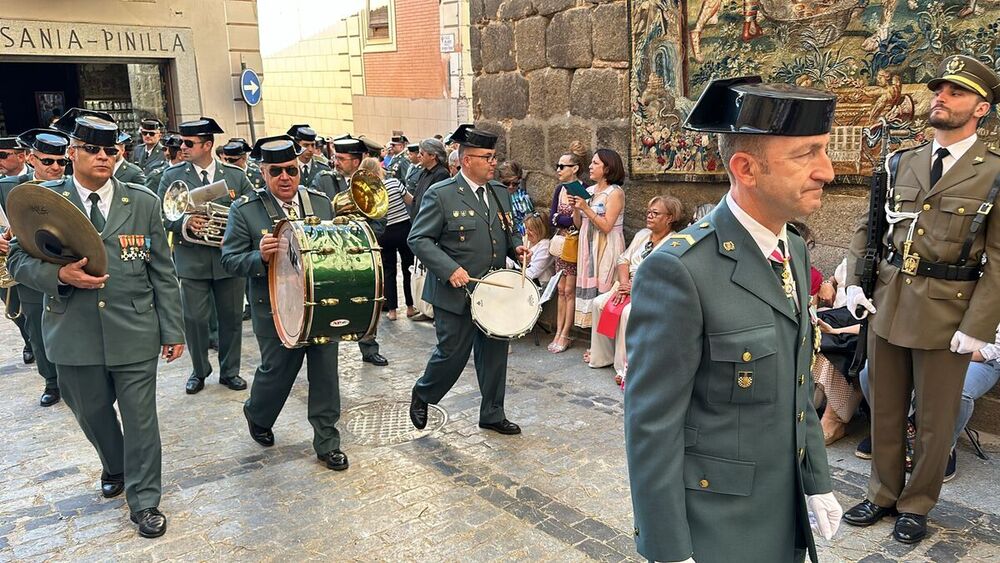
[7,183,108,276]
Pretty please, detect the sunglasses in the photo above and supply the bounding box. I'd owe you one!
[223,156,242,163]
[77,144,121,157]
[0,152,12,160]
[555,163,576,170]
[266,165,300,178]
[140,131,158,137]
[38,157,70,166]
[503,180,520,188]
[181,139,207,148]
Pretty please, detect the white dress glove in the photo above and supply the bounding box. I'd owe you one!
[806,492,843,540]
[950,331,989,354]
[845,285,876,320]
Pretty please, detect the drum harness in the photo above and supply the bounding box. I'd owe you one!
[256,187,316,226]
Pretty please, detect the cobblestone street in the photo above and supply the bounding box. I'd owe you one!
[1,310,999,562]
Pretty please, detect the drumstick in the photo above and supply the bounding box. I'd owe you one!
[468,277,514,289]
[521,252,527,288]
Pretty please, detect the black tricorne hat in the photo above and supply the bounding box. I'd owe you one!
[163,133,183,149]
[286,124,317,142]
[359,136,383,157]
[407,143,419,153]
[684,76,837,136]
[139,118,163,130]
[222,141,250,157]
[332,135,366,156]
[53,108,115,137]
[251,135,301,163]
[69,116,119,147]
[450,124,498,149]
[0,137,27,151]
[390,134,408,144]
[17,129,70,155]
[178,117,224,137]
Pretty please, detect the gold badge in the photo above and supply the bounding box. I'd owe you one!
[121,196,129,204]
[699,222,710,229]
[742,350,752,362]
[469,209,475,217]
[946,57,965,74]
[975,156,984,163]
[453,211,459,218]
[737,371,753,388]
[723,241,736,252]
[670,241,681,247]
[62,191,71,198]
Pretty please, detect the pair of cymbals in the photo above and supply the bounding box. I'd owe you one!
[6,183,107,276]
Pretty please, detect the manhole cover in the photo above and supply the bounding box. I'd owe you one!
[343,401,447,446]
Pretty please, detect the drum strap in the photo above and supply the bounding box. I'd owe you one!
[297,187,316,218]
[255,188,284,225]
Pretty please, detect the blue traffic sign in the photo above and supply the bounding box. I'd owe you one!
[241,68,262,106]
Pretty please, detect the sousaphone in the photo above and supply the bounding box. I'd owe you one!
[333,170,389,219]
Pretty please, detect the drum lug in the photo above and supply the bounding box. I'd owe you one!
[332,216,350,224]
[350,296,369,304]
[346,246,374,254]
[312,336,331,345]
[304,301,317,307]
[304,216,322,226]
[340,333,359,341]
[319,298,340,306]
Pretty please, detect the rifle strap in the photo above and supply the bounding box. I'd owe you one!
[957,173,1000,265]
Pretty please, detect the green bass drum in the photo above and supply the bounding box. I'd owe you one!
[269,218,383,348]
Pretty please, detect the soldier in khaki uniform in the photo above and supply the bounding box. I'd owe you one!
[624,78,842,563]
[843,56,1000,544]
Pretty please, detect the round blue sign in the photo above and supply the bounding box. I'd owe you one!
[241,68,262,106]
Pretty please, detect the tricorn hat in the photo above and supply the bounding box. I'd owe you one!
[178,117,224,137]
[286,124,317,142]
[332,135,367,156]
[17,129,70,156]
[251,135,301,163]
[683,76,837,136]
[52,108,115,138]
[927,55,1000,104]
[139,118,163,130]
[0,137,28,151]
[449,124,498,149]
[69,116,119,147]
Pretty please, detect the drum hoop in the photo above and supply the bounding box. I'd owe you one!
[269,220,309,348]
[303,224,317,343]
[470,269,541,339]
[358,220,383,339]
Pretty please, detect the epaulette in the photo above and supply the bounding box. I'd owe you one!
[428,177,458,193]
[988,145,1000,158]
[164,161,186,171]
[317,169,334,177]
[122,183,159,201]
[219,161,244,172]
[234,191,258,207]
[305,187,330,199]
[664,221,715,256]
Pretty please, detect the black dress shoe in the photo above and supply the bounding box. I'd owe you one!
[130,507,167,538]
[40,388,61,407]
[843,499,897,527]
[478,419,522,435]
[362,353,389,366]
[219,375,247,390]
[409,389,428,430]
[185,376,205,395]
[243,404,274,447]
[23,346,34,364]
[318,449,349,471]
[101,472,124,498]
[893,513,927,544]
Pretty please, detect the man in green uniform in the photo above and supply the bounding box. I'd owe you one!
[843,55,1000,544]
[624,78,842,563]
[386,134,410,183]
[144,133,183,193]
[407,124,530,435]
[0,128,71,406]
[130,118,167,175]
[328,136,389,366]
[113,132,147,186]
[158,117,253,394]
[221,135,349,471]
[0,136,36,362]
[7,111,185,538]
[287,124,330,188]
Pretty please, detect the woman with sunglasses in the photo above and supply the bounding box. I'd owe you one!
[496,161,534,237]
[547,141,589,353]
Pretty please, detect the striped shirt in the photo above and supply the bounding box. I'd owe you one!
[384,177,410,225]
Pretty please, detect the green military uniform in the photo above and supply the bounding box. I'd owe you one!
[298,157,329,190]
[247,162,265,192]
[220,184,343,456]
[387,150,410,183]
[130,142,167,175]
[144,162,168,193]
[157,159,254,384]
[407,172,522,423]
[7,177,185,513]
[115,159,147,186]
[1,172,59,391]
[310,168,343,200]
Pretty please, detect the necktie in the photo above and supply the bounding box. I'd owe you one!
[302,164,309,180]
[284,203,299,220]
[201,170,210,186]
[476,186,489,211]
[88,192,106,232]
[930,147,949,187]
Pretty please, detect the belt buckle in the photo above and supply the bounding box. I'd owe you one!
[901,252,920,276]
[977,202,994,216]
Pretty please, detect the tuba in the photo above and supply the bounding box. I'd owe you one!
[0,199,19,319]
[332,170,389,220]
[162,180,230,247]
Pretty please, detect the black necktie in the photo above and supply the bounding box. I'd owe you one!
[88,192,105,232]
[930,147,949,187]
[201,170,210,186]
[476,186,489,211]
[302,164,309,180]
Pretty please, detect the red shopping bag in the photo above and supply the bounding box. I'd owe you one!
[597,295,630,339]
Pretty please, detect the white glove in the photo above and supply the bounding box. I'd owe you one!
[845,285,876,320]
[806,492,843,540]
[950,331,988,354]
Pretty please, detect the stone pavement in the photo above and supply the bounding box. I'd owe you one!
[1,309,999,562]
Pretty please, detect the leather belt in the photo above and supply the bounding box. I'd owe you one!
[886,251,980,281]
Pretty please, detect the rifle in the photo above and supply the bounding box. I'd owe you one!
[847,119,893,380]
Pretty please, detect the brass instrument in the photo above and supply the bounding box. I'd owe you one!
[0,202,19,319]
[333,170,389,220]
[162,180,230,247]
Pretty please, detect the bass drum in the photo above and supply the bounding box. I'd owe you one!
[470,269,541,340]
[269,218,383,348]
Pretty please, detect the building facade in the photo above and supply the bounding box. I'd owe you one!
[0,0,262,139]
[259,0,472,142]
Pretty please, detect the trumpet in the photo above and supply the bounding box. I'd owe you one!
[162,180,230,247]
[333,170,389,220]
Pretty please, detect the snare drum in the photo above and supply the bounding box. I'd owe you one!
[269,218,383,348]
[469,269,541,339]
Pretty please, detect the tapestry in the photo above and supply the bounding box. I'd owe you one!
[631,0,1000,182]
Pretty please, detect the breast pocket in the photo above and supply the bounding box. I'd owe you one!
[447,218,477,245]
[932,196,980,243]
[707,324,778,405]
[892,185,921,214]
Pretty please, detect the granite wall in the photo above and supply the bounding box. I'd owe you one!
[468,0,867,276]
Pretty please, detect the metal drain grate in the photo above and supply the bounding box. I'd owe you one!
[342,401,447,446]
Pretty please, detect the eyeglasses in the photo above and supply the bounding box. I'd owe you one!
[140,131,158,137]
[466,153,497,162]
[181,139,207,148]
[555,163,576,170]
[77,144,121,157]
[266,165,300,178]
[223,156,242,163]
[0,152,12,160]
[38,157,70,166]
[647,210,664,217]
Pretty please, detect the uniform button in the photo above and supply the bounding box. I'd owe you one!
[957,292,963,298]
[917,228,924,235]
[797,411,805,422]
[798,374,805,386]
[699,479,709,488]
[46,306,50,311]
[894,194,901,201]
[98,300,106,308]
[798,448,805,459]
[742,351,752,362]
[958,207,966,214]
[492,239,497,244]
[904,278,912,285]
[923,203,931,211]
